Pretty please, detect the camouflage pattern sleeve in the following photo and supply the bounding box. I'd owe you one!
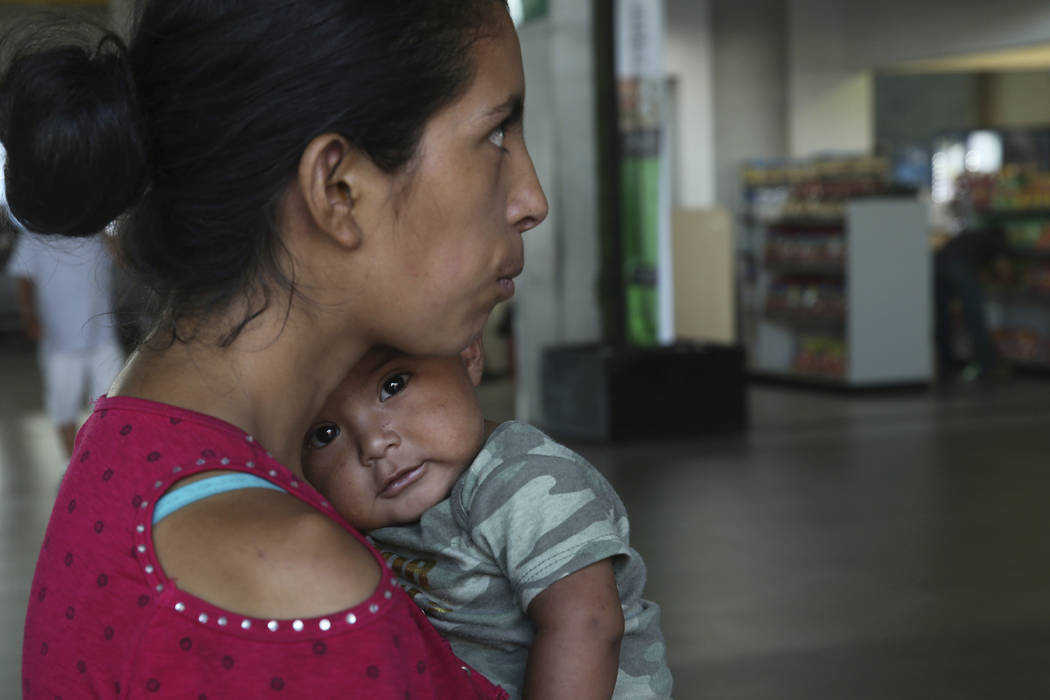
[451,422,634,612]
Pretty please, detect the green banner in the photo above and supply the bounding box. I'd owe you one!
[615,0,665,346]
[620,133,661,345]
[521,0,548,23]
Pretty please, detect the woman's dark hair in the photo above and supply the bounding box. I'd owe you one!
[0,0,506,345]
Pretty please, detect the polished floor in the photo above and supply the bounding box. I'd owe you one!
[3,335,1050,698]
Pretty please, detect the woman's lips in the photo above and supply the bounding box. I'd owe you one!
[498,262,523,300]
[379,463,426,498]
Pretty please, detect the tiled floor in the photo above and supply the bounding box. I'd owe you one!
[4,335,1050,698]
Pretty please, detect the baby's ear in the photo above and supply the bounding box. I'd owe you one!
[460,336,485,387]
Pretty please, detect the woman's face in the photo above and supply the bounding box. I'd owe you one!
[354,9,548,357]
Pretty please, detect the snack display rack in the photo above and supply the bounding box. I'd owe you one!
[959,167,1050,370]
[739,157,932,387]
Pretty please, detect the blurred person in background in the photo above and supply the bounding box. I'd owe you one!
[3,182,124,457]
[933,224,1010,384]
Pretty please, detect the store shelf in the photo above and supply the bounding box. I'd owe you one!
[985,207,1050,218]
[741,190,931,387]
[763,261,846,275]
[984,196,1050,357]
[1002,357,1050,372]
[764,217,846,230]
[939,143,1050,377]
[763,226,846,275]
[763,311,846,330]
[992,327,1050,371]
[1004,247,1050,260]
[987,290,1050,308]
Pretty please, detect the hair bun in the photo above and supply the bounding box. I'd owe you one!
[1,34,149,237]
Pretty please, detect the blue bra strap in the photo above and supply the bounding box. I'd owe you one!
[152,473,286,525]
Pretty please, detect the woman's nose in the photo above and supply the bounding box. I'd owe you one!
[508,145,548,234]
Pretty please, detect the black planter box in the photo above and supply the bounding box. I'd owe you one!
[540,341,748,442]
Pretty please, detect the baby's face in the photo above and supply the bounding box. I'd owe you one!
[303,345,485,530]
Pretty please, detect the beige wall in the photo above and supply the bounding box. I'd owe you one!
[672,207,735,345]
[987,71,1050,128]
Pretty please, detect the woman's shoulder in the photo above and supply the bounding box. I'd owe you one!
[75,397,385,616]
[154,485,383,619]
[145,493,510,698]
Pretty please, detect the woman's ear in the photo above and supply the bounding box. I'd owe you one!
[460,336,486,387]
[297,133,374,250]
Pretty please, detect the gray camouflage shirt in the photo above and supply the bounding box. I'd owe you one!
[369,421,672,699]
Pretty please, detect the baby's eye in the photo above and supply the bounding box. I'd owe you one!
[380,373,409,401]
[306,423,340,449]
[487,124,505,149]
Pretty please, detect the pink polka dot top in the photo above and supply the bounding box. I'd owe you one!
[22,395,508,698]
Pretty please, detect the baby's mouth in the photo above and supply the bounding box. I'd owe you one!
[379,463,427,498]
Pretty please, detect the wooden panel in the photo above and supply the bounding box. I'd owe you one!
[671,206,736,344]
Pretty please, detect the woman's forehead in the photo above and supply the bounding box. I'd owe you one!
[433,11,525,127]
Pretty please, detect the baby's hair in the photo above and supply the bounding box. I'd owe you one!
[0,0,506,346]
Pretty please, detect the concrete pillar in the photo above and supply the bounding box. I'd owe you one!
[514,0,602,423]
[665,0,715,208]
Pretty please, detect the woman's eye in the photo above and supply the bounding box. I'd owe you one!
[487,124,506,149]
[307,423,340,449]
[380,373,409,401]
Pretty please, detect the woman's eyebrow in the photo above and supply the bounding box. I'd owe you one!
[483,94,524,123]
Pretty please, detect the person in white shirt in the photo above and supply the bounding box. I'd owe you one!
[5,223,124,455]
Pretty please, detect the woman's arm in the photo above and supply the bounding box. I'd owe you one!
[523,558,624,700]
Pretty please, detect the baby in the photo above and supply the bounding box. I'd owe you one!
[302,338,672,699]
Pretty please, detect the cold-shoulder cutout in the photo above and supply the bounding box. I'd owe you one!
[152,484,381,620]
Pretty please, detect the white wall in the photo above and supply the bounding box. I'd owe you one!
[711,0,788,217]
[787,0,874,158]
